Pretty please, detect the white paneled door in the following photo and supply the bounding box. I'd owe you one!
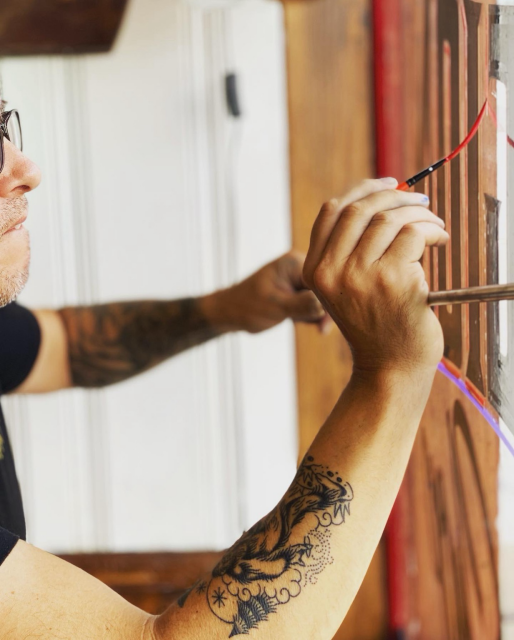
[0,0,297,553]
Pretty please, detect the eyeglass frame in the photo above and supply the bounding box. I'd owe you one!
[0,110,23,174]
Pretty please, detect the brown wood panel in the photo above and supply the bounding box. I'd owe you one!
[378,0,501,637]
[405,372,499,639]
[0,0,128,55]
[286,0,500,637]
[284,0,373,461]
[62,551,223,615]
[283,1,388,638]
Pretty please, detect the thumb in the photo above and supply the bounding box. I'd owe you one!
[282,290,326,323]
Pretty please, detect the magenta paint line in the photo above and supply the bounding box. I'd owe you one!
[437,362,514,457]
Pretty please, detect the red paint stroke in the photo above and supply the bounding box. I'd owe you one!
[439,359,514,457]
[398,97,514,191]
[442,357,462,380]
[448,99,487,160]
[373,0,407,635]
[397,99,488,191]
[464,379,487,408]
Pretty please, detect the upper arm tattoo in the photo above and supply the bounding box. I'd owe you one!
[178,456,354,637]
[59,299,218,388]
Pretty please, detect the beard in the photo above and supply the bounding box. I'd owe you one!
[0,259,29,308]
[0,197,30,307]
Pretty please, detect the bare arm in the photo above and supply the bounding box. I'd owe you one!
[0,180,448,639]
[14,252,326,393]
[0,368,433,640]
[152,368,436,640]
[59,296,220,388]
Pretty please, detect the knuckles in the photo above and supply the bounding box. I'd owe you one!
[311,263,334,293]
[375,265,399,292]
[318,199,338,218]
[341,202,363,219]
[370,210,394,225]
[398,223,423,240]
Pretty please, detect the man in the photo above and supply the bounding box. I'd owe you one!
[0,105,329,541]
[0,104,448,638]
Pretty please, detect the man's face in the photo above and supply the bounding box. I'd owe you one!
[0,130,41,307]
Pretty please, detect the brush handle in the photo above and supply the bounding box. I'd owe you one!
[428,283,514,306]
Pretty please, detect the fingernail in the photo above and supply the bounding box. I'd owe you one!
[418,194,430,203]
[380,177,398,186]
[322,322,333,336]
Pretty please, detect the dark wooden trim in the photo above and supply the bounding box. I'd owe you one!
[0,0,129,56]
[61,551,223,615]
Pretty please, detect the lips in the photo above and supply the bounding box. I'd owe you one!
[5,215,27,234]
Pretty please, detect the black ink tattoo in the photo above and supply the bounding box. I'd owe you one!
[199,456,353,637]
[178,579,209,608]
[177,584,196,609]
[196,581,208,594]
[211,587,228,609]
[59,299,219,388]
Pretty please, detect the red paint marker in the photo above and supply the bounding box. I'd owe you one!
[397,99,489,191]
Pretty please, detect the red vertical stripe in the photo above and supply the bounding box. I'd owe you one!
[373,0,408,636]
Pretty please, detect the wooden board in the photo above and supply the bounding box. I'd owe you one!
[283,0,389,638]
[0,0,129,55]
[405,371,499,639]
[374,0,501,637]
[285,0,500,636]
[62,551,224,615]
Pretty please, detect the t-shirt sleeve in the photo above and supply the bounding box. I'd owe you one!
[0,526,19,566]
[0,302,41,393]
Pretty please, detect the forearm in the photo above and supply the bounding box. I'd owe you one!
[0,369,435,640]
[152,367,436,640]
[58,293,231,388]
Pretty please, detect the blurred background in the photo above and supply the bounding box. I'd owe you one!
[1,0,297,555]
[1,0,514,638]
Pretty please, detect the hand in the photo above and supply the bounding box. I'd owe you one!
[302,178,449,375]
[208,252,330,334]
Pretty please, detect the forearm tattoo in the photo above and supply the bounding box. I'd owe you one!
[178,456,354,637]
[59,299,219,388]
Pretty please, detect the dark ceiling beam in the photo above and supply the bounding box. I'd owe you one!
[0,0,129,56]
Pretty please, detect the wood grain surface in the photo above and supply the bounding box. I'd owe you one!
[405,371,499,639]
[375,0,500,637]
[283,0,389,638]
[285,0,500,637]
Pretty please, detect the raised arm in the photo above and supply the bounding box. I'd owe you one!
[0,179,448,640]
[14,252,326,393]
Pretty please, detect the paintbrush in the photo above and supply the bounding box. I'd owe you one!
[394,99,514,306]
[397,99,488,191]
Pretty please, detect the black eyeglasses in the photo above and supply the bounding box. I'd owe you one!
[0,110,23,174]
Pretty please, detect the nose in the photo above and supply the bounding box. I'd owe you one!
[0,139,42,197]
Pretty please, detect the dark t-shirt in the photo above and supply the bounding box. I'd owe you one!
[0,303,41,564]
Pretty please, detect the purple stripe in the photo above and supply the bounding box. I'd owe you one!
[437,362,514,457]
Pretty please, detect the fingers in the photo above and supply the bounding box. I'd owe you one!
[318,314,334,335]
[279,250,308,291]
[304,178,398,287]
[282,290,326,323]
[320,189,432,268]
[383,222,449,264]
[352,206,445,265]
